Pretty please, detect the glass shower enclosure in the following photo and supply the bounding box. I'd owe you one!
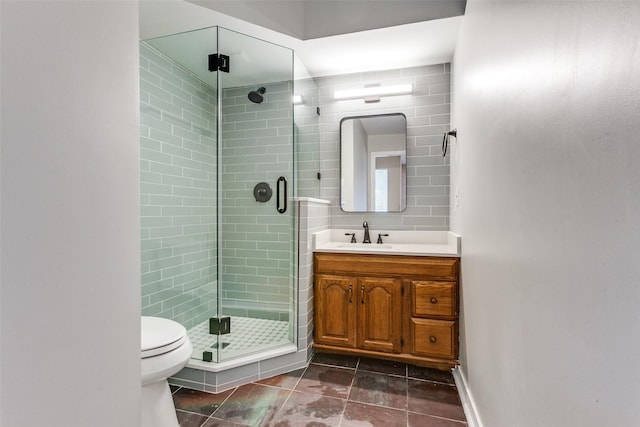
[140,26,296,363]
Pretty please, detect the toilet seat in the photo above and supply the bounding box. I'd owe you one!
[141,316,187,359]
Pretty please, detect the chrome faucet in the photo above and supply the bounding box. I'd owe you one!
[362,221,371,243]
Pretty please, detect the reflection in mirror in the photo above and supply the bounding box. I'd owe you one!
[340,113,407,212]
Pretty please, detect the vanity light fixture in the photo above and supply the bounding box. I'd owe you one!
[292,94,303,104]
[333,84,413,102]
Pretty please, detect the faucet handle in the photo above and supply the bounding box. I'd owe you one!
[377,233,389,244]
[344,232,357,243]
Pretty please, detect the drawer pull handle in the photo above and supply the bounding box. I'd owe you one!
[429,336,437,344]
[430,297,438,304]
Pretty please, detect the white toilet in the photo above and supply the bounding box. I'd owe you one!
[141,316,193,427]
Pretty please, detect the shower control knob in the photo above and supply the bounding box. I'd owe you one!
[253,182,272,202]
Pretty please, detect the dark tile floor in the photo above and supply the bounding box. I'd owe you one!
[172,353,467,427]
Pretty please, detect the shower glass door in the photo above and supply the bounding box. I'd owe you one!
[217,28,296,361]
[140,26,221,361]
[141,26,296,364]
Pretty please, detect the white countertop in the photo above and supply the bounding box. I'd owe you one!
[313,229,461,257]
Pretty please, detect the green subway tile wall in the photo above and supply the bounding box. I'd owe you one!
[140,42,218,330]
[219,82,295,320]
[294,77,321,199]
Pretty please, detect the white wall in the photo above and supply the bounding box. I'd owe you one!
[451,1,640,426]
[375,155,402,212]
[341,120,355,210]
[1,2,140,425]
[353,119,368,211]
[369,134,405,211]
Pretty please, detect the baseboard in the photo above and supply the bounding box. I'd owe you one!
[452,366,483,427]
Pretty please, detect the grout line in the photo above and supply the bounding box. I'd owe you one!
[203,385,238,425]
[406,375,456,386]
[176,409,209,417]
[308,356,360,427]
[357,367,407,378]
[354,357,361,371]
[309,361,357,370]
[344,358,360,407]
[406,409,468,425]
[347,399,408,413]
[337,395,349,427]
[289,364,308,391]
[173,408,212,427]
[267,387,295,423]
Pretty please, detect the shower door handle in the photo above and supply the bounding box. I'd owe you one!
[276,176,287,214]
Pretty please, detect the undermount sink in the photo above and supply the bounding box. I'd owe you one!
[336,243,393,249]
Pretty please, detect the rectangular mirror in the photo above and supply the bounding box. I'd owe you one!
[340,113,407,212]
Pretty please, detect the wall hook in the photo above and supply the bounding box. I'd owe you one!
[442,128,457,157]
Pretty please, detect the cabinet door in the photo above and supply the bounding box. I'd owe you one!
[357,277,402,353]
[314,274,357,348]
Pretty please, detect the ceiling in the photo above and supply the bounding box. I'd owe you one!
[139,1,465,81]
[188,0,466,40]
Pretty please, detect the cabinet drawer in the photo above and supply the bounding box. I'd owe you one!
[412,281,456,318]
[410,318,457,359]
[315,253,459,280]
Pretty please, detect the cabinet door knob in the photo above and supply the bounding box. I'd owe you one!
[429,336,437,343]
[430,297,438,304]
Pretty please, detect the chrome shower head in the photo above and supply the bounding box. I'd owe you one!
[248,87,266,104]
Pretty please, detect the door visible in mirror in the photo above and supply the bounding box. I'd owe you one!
[340,113,407,212]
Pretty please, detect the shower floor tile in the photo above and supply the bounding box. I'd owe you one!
[187,316,291,361]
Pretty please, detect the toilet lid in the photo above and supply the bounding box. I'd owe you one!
[141,316,187,359]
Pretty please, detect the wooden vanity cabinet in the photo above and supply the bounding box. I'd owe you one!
[314,252,459,370]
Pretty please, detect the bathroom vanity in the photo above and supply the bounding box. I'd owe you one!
[313,231,461,370]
